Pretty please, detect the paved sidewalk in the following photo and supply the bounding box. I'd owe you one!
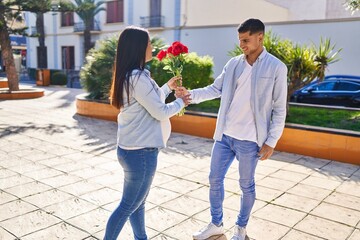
[0,85,359,240]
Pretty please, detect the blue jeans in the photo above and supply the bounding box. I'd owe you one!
[104,147,159,240]
[209,134,259,227]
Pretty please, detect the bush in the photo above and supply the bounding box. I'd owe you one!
[80,34,214,101]
[51,71,67,85]
[80,34,118,100]
[50,69,62,80]
[149,52,214,90]
[27,68,37,81]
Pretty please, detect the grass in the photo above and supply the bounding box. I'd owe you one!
[186,99,221,113]
[186,99,360,132]
[287,106,360,131]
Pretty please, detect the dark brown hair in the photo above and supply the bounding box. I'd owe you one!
[110,26,149,109]
[238,18,265,35]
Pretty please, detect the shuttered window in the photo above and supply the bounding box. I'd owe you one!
[106,0,124,23]
[61,12,74,27]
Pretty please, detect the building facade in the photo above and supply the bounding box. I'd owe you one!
[25,0,360,77]
[26,0,185,71]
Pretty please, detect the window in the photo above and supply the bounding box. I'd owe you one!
[61,12,74,27]
[62,46,75,70]
[313,82,336,91]
[336,82,360,91]
[150,0,162,27]
[106,0,124,23]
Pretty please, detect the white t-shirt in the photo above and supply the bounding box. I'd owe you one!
[223,60,257,143]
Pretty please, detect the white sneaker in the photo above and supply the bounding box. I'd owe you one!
[193,222,224,240]
[230,225,247,240]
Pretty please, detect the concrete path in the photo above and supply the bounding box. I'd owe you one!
[0,84,359,240]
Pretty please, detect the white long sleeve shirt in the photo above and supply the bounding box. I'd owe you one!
[189,48,288,148]
[117,69,184,149]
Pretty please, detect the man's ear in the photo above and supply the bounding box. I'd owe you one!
[258,32,264,43]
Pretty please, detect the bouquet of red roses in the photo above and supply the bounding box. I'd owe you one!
[157,41,188,80]
[157,41,189,115]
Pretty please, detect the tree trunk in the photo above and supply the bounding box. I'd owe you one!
[0,9,19,91]
[84,28,91,57]
[83,18,93,57]
[36,13,47,68]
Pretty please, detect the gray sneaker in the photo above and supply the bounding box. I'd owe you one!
[230,225,247,240]
[193,222,224,240]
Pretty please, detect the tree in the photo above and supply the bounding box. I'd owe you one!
[345,0,360,13]
[22,0,74,68]
[0,0,74,91]
[0,0,27,91]
[72,0,105,57]
[228,31,342,104]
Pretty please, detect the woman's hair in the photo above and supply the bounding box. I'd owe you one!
[110,26,149,109]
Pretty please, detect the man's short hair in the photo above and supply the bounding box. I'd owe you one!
[238,18,265,35]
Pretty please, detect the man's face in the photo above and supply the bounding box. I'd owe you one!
[238,31,263,56]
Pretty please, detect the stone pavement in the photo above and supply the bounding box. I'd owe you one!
[0,84,359,240]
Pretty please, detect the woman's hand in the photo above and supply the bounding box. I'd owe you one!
[167,76,182,90]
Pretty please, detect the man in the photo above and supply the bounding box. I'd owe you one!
[178,19,287,240]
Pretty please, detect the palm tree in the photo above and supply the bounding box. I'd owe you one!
[73,0,105,57]
[23,0,74,68]
[25,0,51,68]
[345,0,360,13]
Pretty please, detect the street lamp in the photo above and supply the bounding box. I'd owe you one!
[51,0,60,11]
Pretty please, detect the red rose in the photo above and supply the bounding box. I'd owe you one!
[156,50,167,61]
[171,41,188,56]
[167,46,173,55]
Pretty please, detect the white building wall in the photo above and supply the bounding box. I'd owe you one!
[265,0,327,20]
[162,0,177,28]
[184,0,289,26]
[25,0,360,78]
[179,19,360,77]
[132,0,151,26]
[326,0,360,18]
[25,12,37,69]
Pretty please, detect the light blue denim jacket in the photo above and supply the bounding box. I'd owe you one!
[189,48,288,148]
[117,69,184,148]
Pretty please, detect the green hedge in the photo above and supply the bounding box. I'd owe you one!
[51,71,67,85]
[50,70,63,80]
[80,35,118,100]
[148,52,214,90]
[27,68,37,81]
[28,68,64,83]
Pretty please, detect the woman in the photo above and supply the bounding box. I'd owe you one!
[104,26,191,240]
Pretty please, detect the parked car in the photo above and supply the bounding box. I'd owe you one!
[290,75,360,107]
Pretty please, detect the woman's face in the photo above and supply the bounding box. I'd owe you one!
[145,38,153,63]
